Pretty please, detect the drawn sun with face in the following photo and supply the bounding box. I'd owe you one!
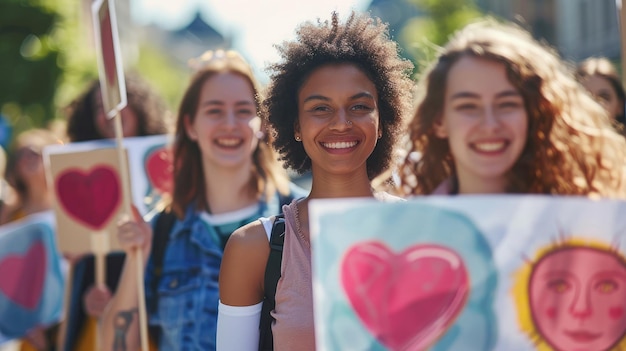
[513,238,626,351]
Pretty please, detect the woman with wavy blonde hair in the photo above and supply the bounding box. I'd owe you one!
[397,19,626,198]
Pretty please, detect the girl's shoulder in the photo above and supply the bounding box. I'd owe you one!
[226,218,271,254]
[220,218,270,306]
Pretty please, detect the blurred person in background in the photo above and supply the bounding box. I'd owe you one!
[4,128,63,223]
[577,56,626,133]
[65,72,171,141]
[3,128,64,351]
[0,145,18,225]
[58,72,172,351]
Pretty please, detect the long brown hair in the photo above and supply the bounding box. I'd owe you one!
[171,50,290,218]
[398,19,626,197]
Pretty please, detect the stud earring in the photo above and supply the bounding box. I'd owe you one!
[295,135,301,141]
[346,120,353,126]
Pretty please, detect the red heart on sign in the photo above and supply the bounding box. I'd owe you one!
[0,241,46,310]
[145,146,173,195]
[56,166,121,230]
[341,241,469,351]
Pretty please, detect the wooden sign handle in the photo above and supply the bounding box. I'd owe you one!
[113,111,149,351]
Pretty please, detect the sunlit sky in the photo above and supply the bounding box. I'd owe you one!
[130,0,372,82]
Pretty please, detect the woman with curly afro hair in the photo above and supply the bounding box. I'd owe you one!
[397,19,626,197]
[65,72,171,142]
[217,11,414,351]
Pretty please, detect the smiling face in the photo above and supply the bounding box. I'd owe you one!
[434,56,528,194]
[295,63,380,179]
[529,247,626,351]
[184,72,260,170]
[581,74,624,121]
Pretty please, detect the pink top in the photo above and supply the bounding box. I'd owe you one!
[271,200,315,351]
[270,193,404,350]
[432,178,453,195]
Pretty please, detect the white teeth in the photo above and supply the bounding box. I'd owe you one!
[322,141,358,149]
[474,141,505,152]
[216,138,241,146]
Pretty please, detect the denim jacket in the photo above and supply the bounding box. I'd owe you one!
[144,185,308,350]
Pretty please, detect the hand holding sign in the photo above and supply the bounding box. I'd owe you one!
[91,0,149,349]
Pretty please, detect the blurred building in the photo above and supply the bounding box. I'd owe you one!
[81,0,230,70]
[139,10,231,68]
[80,0,138,68]
[367,0,422,41]
[476,0,620,62]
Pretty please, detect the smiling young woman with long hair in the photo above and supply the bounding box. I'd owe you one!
[100,50,307,351]
[397,19,626,197]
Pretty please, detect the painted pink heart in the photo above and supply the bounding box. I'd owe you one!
[145,146,173,195]
[341,241,469,351]
[0,241,46,310]
[56,166,121,230]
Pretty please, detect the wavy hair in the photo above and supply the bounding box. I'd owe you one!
[398,19,626,197]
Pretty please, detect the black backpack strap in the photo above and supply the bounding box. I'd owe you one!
[147,210,177,343]
[258,214,286,351]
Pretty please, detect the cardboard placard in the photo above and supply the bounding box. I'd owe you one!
[92,0,127,118]
[311,196,626,351]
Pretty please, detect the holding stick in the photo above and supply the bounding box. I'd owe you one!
[91,0,149,350]
[112,110,149,351]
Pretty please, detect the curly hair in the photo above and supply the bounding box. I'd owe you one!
[263,11,415,180]
[576,56,626,128]
[171,50,290,218]
[398,19,626,197]
[65,72,170,142]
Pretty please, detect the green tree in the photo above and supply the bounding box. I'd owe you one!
[0,0,188,145]
[134,43,189,116]
[399,0,482,73]
[0,0,96,143]
[0,0,61,134]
